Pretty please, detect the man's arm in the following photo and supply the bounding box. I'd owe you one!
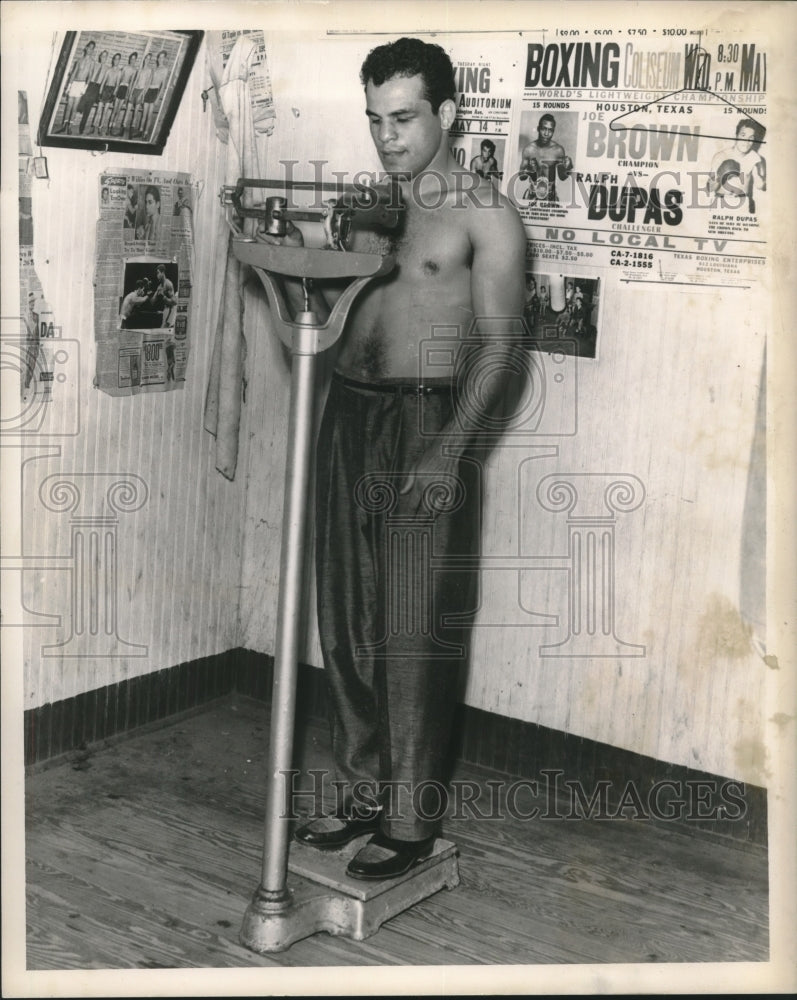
[450,190,527,451]
[706,149,726,194]
[255,220,350,324]
[555,143,574,179]
[153,69,167,100]
[753,153,766,191]
[518,143,538,180]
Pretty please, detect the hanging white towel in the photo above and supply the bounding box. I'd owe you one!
[203,33,264,480]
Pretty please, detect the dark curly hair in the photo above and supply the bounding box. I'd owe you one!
[360,37,456,113]
[736,117,764,141]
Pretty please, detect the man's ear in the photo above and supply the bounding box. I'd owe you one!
[438,98,456,131]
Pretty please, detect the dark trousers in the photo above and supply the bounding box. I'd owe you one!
[315,375,482,840]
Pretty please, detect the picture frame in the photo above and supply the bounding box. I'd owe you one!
[37,30,203,155]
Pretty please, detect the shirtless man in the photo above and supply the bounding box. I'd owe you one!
[538,281,549,318]
[97,53,122,136]
[119,281,149,329]
[519,113,573,203]
[706,119,766,214]
[128,52,153,138]
[78,48,108,134]
[149,264,177,327]
[111,51,139,137]
[58,40,95,134]
[469,138,499,180]
[257,37,525,880]
[140,50,169,137]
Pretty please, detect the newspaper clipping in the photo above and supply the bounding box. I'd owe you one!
[18,90,58,410]
[94,170,196,396]
[494,32,768,360]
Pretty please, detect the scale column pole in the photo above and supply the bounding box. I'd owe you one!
[259,312,320,897]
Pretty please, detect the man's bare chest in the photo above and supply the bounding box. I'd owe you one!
[361,206,473,281]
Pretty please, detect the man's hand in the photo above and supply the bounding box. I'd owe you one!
[399,442,464,517]
[253,214,337,321]
[256,217,304,247]
[520,157,540,181]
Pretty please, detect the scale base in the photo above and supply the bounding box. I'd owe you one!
[240,836,460,953]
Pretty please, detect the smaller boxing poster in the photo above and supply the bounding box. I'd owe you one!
[447,40,516,190]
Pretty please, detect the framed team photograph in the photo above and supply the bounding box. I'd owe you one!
[37,29,203,155]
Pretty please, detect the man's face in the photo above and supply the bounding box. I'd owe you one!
[735,126,756,154]
[537,119,555,145]
[365,74,447,178]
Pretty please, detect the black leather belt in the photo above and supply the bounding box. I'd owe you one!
[335,373,456,396]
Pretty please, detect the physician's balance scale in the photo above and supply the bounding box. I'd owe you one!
[219,178,460,953]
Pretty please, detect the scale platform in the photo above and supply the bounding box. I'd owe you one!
[240,836,460,953]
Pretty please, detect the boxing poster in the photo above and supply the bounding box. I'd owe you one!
[447,41,515,188]
[498,30,769,358]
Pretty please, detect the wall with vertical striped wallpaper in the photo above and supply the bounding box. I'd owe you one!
[15,27,245,710]
[13,21,770,792]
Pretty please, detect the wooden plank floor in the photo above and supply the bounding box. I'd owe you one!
[25,696,768,969]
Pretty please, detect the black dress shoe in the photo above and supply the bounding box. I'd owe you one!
[346,831,436,880]
[293,812,380,850]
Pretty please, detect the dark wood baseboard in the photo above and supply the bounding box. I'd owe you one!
[24,651,240,768]
[24,648,767,847]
